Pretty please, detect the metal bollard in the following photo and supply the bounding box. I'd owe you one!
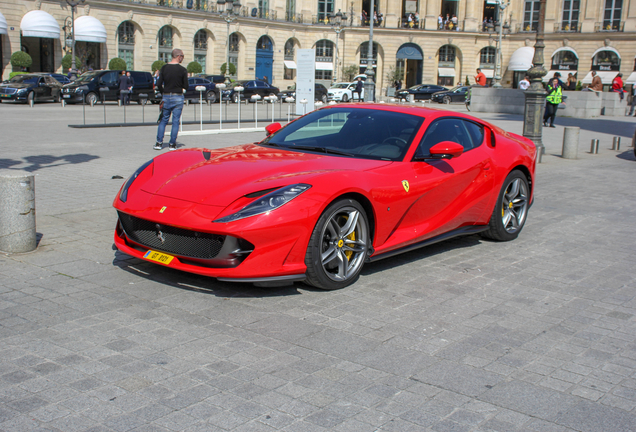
[0,172,37,253]
[590,139,599,154]
[562,127,579,159]
[612,136,621,151]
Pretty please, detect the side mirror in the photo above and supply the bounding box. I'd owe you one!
[429,141,464,159]
[265,122,282,136]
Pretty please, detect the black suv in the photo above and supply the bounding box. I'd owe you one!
[61,70,157,104]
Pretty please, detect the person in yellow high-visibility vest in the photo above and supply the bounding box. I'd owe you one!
[543,77,563,128]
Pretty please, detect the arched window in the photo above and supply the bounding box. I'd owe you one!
[315,40,333,81]
[480,46,496,66]
[257,36,273,51]
[359,42,378,74]
[118,21,135,70]
[593,50,620,70]
[439,45,456,65]
[158,26,173,63]
[194,30,207,73]
[228,33,239,77]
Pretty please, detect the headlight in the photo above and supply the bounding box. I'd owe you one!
[75,88,83,93]
[17,88,27,94]
[214,184,311,223]
[119,159,154,203]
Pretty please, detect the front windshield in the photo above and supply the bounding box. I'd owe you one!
[9,75,39,84]
[75,72,100,83]
[409,85,421,90]
[330,83,350,89]
[450,86,463,92]
[261,107,423,161]
[287,84,296,91]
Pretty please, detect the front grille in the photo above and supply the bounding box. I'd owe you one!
[1,88,17,94]
[117,211,225,259]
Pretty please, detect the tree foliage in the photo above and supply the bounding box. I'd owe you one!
[10,51,32,69]
[384,64,404,85]
[341,65,358,82]
[108,58,128,71]
[187,61,203,74]
[61,54,81,71]
[220,62,236,75]
[152,60,166,73]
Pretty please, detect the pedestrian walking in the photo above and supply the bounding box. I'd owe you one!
[354,77,364,101]
[543,77,562,128]
[155,49,188,151]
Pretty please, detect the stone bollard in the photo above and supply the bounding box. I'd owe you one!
[562,127,579,159]
[0,172,37,253]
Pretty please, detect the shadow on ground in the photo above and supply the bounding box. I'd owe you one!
[0,154,100,172]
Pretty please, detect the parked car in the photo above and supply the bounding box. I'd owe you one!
[61,70,157,104]
[113,104,537,290]
[278,83,329,103]
[0,73,63,103]
[50,73,72,84]
[430,85,470,104]
[327,82,364,102]
[222,80,280,103]
[195,74,226,84]
[396,84,448,101]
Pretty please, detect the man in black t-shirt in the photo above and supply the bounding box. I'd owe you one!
[155,49,189,150]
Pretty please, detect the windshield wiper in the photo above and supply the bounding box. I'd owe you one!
[289,145,353,157]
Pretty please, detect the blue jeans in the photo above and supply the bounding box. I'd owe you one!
[156,94,184,145]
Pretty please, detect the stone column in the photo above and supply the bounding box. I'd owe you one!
[425,0,442,30]
[0,172,37,253]
[463,0,479,32]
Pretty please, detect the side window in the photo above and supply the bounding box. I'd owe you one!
[416,118,477,157]
[245,82,255,88]
[462,121,485,151]
[101,72,118,85]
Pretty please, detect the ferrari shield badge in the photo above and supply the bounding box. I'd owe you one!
[159,206,167,213]
[402,180,410,193]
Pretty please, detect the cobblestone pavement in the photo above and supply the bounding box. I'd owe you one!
[1,102,636,432]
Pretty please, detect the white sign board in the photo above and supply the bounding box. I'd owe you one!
[296,49,315,116]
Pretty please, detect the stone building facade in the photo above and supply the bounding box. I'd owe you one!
[1,0,635,92]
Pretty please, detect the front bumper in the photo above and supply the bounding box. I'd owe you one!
[0,93,28,101]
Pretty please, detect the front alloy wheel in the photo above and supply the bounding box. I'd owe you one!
[305,199,369,290]
[482,170,529,241]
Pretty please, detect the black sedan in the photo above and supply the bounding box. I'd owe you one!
[0,73,62,103]
[396,84,447,101]
[430,85,470,104]
[278,83,329,103]
[223,80,280,103]
[184,77,218,103]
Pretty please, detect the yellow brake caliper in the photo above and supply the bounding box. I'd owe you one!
[340,215,355,261]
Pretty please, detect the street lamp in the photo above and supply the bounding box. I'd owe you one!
[523,0,548,161]
[486,1,510,88]
[65,0,85,72]
[217,0,241,86]
[328,10,347,83]
[363,0,375,102]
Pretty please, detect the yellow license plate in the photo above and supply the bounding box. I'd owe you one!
[143,250,174,264]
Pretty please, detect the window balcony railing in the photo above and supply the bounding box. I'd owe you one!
[554,22,581,32]
[241,7,277,20]
[285,12,303,23]
[397,17,422,29]
[595,21,624,32]
[113,0,218,12]
[516,23,538,32]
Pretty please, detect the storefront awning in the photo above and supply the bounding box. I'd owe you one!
[315,62,333,71]
[284,60,297,69]
[625,71,636,85]
[0,12,8,35]
[508,47,534,71]
[542,70,559,82]
[438,67,455,77]
[482,69,494,78]
[20,10,60,38]
[74,16,107,43]
[581,71,618,84]
[551,47,578,58]
[591,46,621,59]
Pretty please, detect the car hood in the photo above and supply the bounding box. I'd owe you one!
[142,144,391,206]
[0,83,32,89]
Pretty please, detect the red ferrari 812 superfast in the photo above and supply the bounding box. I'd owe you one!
[113,104,537,290]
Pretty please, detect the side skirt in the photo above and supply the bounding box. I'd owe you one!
[366,225,489,263]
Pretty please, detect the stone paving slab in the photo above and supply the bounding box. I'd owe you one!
[0,102,635,431]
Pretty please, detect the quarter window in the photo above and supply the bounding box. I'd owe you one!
[417,118,484,157]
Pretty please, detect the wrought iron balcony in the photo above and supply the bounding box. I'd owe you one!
[285,12,303,23]
[554,22,581,32]
[595,21,624,32]
[516,23,537,32]
[241,7,277,20]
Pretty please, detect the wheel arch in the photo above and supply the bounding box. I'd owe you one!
[331,192,377,247]
[510,164,533,197]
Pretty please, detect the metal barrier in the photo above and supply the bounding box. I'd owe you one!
[590,139,600,154]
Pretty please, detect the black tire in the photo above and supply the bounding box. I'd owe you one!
[342,94,349,102]
[321,93,328,103]
[305,199,370,290]
[86,92,98,105]
[443,96,451,104]
[481,170,530,241]
[207,91,217,103]
[232,93,240,103]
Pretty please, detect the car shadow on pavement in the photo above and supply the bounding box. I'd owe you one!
[616,149,636,161]
[0,154,100,172]
[112,251,307,297]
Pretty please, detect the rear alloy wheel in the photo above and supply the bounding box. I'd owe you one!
[443,96,451,104]
[86,92,98,105]
[482,170,529,241]
[232,93,240,103]
[207,91,217,103]
[305,199,369,290]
